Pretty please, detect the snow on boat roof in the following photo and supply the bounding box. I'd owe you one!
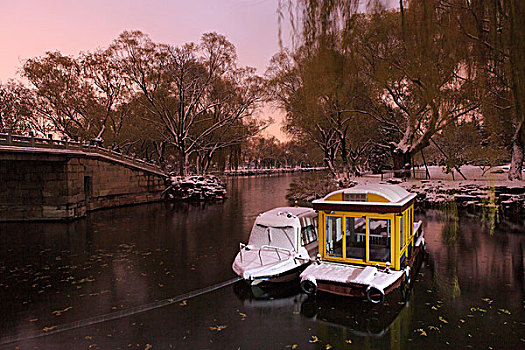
[313,184,416,206]
[255,207,316,227]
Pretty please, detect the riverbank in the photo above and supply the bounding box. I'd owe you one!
[287,165,525,217]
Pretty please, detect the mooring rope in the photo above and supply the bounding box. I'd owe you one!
[0,277,242,345]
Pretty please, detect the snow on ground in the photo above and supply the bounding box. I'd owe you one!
[358,165,523,187]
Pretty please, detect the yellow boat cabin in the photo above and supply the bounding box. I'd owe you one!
[300,184,425,302]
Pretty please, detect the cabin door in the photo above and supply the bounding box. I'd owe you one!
[325,216,343,258]
[345,216,366,260]
[367,217,391,263]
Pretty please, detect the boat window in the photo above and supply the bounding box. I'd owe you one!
[248,225,295,251]
[326,216,343,258]
[368,218,391,263]
[301,225,317,246]
[300,216,318,246]
[345,217,366,260]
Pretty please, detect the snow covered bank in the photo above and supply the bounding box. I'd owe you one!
[164,175,227,201]
[402,180,525,216]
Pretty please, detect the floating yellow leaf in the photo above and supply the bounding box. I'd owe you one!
[416,328,427,336]
[309,335,319,343]
[498,309,511,315]
[179,300,187,306]
[85,336,92,340]
[145,344,152,350]
[42,326,56,332]
[439,316,448,324]
[325,345,332,349]
[291,344,298,349]
[345,339,352,344]
[209,325,227,332]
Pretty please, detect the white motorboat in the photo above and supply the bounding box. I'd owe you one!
[232,207,318,284]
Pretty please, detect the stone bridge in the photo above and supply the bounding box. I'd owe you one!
[0,133,166,221]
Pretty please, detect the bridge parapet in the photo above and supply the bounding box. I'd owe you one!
[0,133,167,221]
[0,133,163,175]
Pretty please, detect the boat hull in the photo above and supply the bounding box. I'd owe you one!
[232,249,311,284]
[250,264,309,284]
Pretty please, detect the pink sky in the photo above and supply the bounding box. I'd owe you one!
[0,0,288,139]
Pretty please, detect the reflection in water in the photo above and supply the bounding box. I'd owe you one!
[301,294,413,348]
[233,280,307,314]
[0,175,524,349]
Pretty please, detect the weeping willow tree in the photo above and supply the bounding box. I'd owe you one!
[452,0,525,180]
[277,1,479,178]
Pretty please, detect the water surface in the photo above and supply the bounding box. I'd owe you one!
[0,174,523,349]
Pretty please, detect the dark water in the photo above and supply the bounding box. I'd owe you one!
[0,174,523,349]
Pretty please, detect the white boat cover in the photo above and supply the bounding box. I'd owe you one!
[248,225,296,251]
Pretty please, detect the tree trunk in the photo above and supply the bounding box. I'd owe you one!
[179,149,189,176]
[203,154,213,174]
[339,133,350,178]
[508,126,524,180]
[195,153,202,175]
[323,147,337,176]
[392,148,412,178]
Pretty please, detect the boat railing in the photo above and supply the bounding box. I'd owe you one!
[239,243,246,262]
[258,245,293,265]
[355,233,389,245]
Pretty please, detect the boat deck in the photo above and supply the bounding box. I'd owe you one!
[301,262,403,291]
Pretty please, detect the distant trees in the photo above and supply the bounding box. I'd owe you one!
[241,136,315,169]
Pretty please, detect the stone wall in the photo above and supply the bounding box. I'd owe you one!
[82,157,165,211]
[0,151,165,221]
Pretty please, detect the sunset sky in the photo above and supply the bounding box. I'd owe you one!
[0,0,288,138]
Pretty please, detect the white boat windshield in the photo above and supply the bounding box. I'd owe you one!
[248,224,296,251]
